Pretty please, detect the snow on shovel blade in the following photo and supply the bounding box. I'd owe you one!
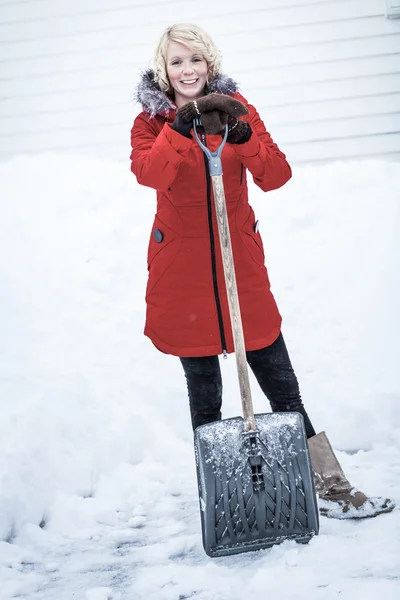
[194,412,319,557]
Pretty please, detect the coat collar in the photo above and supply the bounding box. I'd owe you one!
[135,69,239,117]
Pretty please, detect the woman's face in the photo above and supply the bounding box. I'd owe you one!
[165,41,208,108]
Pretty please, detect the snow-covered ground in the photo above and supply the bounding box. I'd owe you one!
[1,154,399,599]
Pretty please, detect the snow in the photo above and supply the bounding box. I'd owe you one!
[195,414,302,485]
[0,153,399,598]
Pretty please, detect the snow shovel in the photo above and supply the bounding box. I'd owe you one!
[192,121,319,557]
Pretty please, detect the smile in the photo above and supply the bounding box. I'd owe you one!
[181,79,199,85]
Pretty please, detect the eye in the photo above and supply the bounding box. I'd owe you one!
[171,60,181,66]
[192,57,202,62]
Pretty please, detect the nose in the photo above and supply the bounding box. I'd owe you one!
[182,62,194,75]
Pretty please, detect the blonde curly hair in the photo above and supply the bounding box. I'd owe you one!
[153,23,222,94]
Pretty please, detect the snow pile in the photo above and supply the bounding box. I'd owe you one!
[0,153,399,598]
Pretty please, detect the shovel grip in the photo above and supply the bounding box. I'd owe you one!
[193,120,228,176]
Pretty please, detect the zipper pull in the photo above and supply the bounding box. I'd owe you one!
[223,349,228,359]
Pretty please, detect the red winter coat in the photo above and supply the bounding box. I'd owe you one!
[130,72,292,357]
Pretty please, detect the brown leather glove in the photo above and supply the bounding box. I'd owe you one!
[176,94,248,135]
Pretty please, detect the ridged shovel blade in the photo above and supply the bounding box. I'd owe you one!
[194,413,319,557]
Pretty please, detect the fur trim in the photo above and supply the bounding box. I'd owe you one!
[135,69,239,117]
[207,73,238,96]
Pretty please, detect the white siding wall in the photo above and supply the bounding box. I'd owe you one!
[1,0,400,164]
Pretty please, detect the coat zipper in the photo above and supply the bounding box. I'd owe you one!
[201,133,228,358]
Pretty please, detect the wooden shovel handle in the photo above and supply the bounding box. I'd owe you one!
[210,174,256,431]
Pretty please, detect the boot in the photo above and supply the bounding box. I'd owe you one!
[308,432,395,519]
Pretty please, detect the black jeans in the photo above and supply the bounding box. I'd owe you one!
[179,332,316,438]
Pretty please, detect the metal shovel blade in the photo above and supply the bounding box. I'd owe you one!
[194,412,319,557]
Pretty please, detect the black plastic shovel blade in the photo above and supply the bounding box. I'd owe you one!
[194,412,319,557]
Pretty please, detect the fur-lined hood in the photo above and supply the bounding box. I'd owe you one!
[135,69,239,117]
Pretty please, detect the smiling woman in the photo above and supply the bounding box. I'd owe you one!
[153,23,221,105]
[165,43,208,108]
[130,22,394,520]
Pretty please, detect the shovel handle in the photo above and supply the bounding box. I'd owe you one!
[193,120,256,431]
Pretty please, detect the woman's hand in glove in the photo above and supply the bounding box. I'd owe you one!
[170,113,193,138]
[175,93,248,136]
[225,115,252,144]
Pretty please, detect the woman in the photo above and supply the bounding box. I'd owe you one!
[130,23,394,519]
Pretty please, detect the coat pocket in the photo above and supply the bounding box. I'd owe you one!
[240,209,265,267]
[146,215,181,297]
[240,163,245,186]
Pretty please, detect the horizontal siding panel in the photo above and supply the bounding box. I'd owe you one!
[251,70,400,107]
[0,86,130,115]
[0,0,384,43]
[0,42,149,72]
[277,113,400,143]
[1,1,194,41]
[0,139,129,159]
[0,0,337,22]
[197,0,386,34]
[0,99,130,121]
[0,65,137,98]
[230,34,400,68]
[0,102,131,122]
[0,121,129,154]
[285,132,400,162]
[223,15,400,48]
[0,0,183,21]
[297,151,400,162]
[3,13,400,66]
[0,105,134,137]
[237,54,400,89]
[0,33,147,63]
[264,91,400,124]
